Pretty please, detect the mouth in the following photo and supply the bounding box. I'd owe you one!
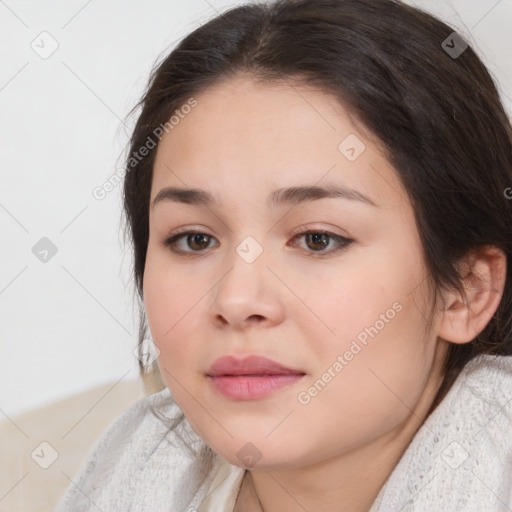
[206,355,306,400]
[207,354,304,376]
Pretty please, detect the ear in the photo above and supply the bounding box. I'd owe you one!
[437,245,507,344]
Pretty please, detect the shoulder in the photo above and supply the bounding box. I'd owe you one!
[450,353,512,442]
[426,354,512,450]
[453,353,512,415]
[70,386,181,476]
[373,354,512,511]
[55,386,212,512]
[459,352,512,388]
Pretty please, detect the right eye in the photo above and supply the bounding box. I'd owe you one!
[163,230,217,255]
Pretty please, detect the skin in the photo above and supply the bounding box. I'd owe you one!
[142,75,506,511]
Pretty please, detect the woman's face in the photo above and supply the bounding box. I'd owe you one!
[143,75,447,469]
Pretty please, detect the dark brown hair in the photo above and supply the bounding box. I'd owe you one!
[121,0,512,448]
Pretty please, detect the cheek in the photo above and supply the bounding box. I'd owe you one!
[301,257,400,356]
[297,302,432,458]
[143,260,203,408]
[306,251,431,410]
[143,255,203,383]
[143,249,202,336]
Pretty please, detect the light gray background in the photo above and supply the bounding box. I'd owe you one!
[1,0,511,418]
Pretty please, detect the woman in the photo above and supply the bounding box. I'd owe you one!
[55,0,512,510]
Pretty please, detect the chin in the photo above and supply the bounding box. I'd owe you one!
[211,437,306,471]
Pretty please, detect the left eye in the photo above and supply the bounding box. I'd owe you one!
[162,229,353,257]
[291,230,353,255]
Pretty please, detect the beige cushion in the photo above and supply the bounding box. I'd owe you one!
[0,377,156,512]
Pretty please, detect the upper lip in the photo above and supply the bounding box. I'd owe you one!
[206,355,305,376]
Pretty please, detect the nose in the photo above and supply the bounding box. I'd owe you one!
[210,238,284,330]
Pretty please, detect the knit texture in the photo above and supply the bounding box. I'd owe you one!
[54,354,512,511]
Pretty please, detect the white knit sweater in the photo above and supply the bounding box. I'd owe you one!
[54,354,512,511]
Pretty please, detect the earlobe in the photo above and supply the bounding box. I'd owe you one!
[437,245,507,344]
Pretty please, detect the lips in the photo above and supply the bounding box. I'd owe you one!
[206,355,306,400]
[209,374,304,400]
[206,355,305,377]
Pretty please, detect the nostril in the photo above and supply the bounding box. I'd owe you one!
[216,315,229,325]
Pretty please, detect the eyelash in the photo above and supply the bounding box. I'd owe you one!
[162,226,354,258]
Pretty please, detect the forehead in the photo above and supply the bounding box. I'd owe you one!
[151,75,410,213]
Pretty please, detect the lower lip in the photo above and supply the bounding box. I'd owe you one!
[208,374,305,400]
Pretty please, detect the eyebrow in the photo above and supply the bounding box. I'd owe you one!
[152,183,378,210]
